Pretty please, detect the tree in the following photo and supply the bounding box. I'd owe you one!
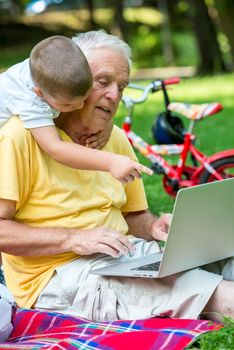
[189,0,227,74]
[214,0,234,66]
[86,0,99,29]
[157,0,174,66]
[111,0,127,40]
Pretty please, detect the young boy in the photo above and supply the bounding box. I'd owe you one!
[0,36,152,183]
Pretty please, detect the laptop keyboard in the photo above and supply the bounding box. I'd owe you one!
[131,261,161,272]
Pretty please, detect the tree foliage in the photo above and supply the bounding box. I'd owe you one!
[0,0,234,74]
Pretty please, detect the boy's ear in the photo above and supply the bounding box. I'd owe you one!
[32,86,43,97]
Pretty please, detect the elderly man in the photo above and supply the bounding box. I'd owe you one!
[0,30,233,322]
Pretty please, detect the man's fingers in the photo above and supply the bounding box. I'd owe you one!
[154,229,168,241]
[156,213,172,232]
[100,231,134,257]
[97,243,122,258]
[86,138,102,149]
[86,141,99,149]
[162,213,172,227]
[151,213,172,241]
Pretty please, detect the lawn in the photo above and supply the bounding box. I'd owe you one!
[115,73,234,216]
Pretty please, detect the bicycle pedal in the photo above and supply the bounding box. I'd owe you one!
[167,178,179,189]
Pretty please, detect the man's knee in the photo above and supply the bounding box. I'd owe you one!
[203,280,234,319]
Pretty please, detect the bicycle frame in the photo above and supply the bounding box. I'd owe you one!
[121,78,234,197]
[124,120,228,187]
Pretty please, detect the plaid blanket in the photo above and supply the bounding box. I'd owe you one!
[0,308,221,350]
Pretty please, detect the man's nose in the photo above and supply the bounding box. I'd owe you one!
[105,84,120,101]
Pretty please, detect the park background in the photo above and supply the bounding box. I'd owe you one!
[1,1,234,347]
[1,0,234,216]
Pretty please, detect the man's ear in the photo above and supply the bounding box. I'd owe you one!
[32,86,43,97]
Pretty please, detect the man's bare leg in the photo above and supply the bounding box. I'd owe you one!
[202,280,234,320]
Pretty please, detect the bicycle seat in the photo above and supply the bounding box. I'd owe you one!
[168,102,222,120]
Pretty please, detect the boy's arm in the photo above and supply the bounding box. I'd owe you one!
[30,125,152,183]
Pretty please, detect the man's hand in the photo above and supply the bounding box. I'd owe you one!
[85,119,114,149]
[109,154,153,183]
[151,213,172,241]
[69,227,135,258]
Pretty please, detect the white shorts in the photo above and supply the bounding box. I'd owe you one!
[34,238,223,321]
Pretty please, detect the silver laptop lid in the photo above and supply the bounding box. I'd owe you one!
[158,178,234,277]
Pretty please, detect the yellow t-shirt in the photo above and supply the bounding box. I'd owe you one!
[0,117,148,308]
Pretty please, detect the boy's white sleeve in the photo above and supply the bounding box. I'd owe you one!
[11,97,60,129]
[7,93,60,129]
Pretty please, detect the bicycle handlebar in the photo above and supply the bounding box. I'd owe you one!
[122,77,180,108]
[163,77,180,86]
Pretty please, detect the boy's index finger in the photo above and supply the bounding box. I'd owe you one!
[137,163,153,176]
[142,165,153,176]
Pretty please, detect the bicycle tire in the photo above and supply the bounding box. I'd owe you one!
[199,156,234,184]
[163,165,197,197]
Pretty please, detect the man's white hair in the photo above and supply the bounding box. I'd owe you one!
[72,30,132,67]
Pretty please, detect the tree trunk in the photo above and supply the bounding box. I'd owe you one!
[189,0,227,74]
[214,0,234,65]
[157,0,174,66]
[111,0,127,40]
[86,0,99,29]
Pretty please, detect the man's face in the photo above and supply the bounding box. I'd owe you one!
[74,47,130,134]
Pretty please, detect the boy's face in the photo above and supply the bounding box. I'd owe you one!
[33,87,91,112]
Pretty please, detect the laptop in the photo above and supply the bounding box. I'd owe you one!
[91,178,234,278]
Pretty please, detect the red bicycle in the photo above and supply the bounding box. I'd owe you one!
[121,78,234,197]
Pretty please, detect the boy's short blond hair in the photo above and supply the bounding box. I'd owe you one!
[29,35,92,98]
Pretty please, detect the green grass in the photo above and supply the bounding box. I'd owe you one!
[188,317,234,349]
[115,73,234,216]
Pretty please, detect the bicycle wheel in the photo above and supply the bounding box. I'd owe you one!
[199,156,234,184]
[163,165,197,197]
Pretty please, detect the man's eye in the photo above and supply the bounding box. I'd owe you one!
[119,85,126,93]
[99,80,108,86]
